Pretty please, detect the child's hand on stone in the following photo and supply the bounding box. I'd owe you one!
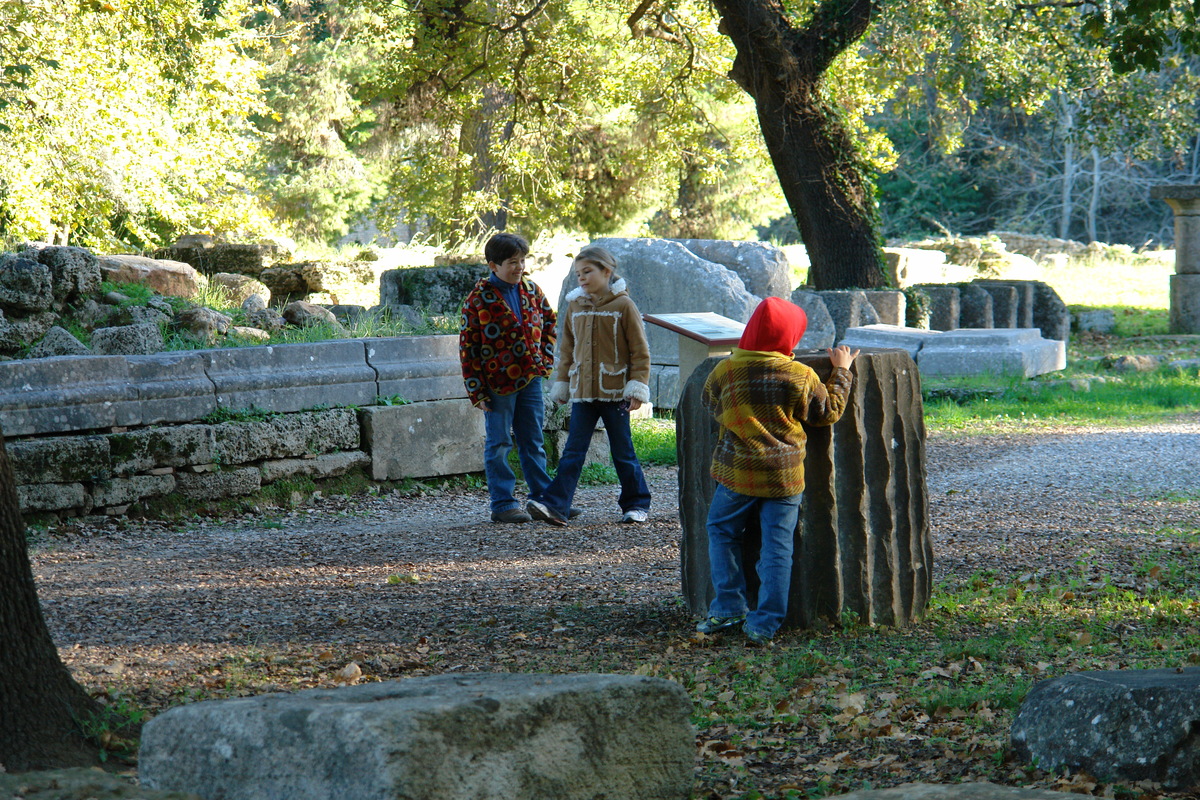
[827,345,860,370]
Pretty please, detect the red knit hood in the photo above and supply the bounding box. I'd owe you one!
[738,297,807,354]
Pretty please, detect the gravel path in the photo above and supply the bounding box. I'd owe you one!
[28,417,1200,698]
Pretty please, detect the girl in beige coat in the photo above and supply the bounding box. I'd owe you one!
[527,246,652,526]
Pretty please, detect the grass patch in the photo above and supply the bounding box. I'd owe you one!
[924,368,1200,432]
[632,415,677,466]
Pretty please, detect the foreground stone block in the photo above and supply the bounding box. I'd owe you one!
[205,341,376,413]
[359,399,484,480]
[0,355,137,436]
[1012,668,1200,788]
[139,673,694,800]
[679,350,931,629]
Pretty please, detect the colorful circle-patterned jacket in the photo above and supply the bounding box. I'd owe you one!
[458,275,557,406]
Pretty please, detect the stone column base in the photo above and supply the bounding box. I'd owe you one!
[1170,274,1200,333]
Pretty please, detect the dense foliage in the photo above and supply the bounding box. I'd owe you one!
[1,0,1198,252]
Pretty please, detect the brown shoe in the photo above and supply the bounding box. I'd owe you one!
[527,500,567,527]
[491,508,532,523]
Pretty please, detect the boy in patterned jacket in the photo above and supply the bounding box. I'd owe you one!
[459,233,557,523]
[697,296,859,646]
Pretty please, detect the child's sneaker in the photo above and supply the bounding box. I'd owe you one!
[621,509,648,524]
[695,614,745,634]
[743,627,775,648]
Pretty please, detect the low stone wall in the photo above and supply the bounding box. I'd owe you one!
[0,336,491,518]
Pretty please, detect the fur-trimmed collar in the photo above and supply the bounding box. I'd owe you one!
[566,276,627,303]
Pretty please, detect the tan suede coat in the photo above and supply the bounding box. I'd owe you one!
[550,278,651,404]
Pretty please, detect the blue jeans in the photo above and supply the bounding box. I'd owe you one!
[705,484,803,639]
[534,401,651,518]
[484,379,552,514]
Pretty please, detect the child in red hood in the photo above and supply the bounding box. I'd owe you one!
[697,296,859,646]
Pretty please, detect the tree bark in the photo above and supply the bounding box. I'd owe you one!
[711,0,885,290]
[0,427,102,772]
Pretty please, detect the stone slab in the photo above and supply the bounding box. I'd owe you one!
[359,399,484,480]
[1012,667,1200,788]
[138,673,694,800]
[205,341,376,413]
[917,328,1066,378]
[364,335,466,402]
[127,352,218,424]
[92,473,176,508]
[974,283,1019,328]
[174,467,261,500]
[839,325,941,360]
[863,289,906,326]
[834,784,1075,799]
[0,356,137,437]
[17,481,90,514]
[259,451,371,483]
[8,434,110,484]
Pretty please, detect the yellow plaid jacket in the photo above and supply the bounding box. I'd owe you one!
[702,349,854,498]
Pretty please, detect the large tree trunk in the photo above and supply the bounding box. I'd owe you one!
[712,0,885,290]
[0,428,102,771]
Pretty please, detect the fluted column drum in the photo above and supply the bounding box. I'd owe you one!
[678,349,932,630]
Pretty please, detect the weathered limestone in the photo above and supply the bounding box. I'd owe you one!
[956,283,994,329]
[1170,274,1200,334]
[668,238,792,298]
[175,467,262,500]
[1012,668,1200,788]
[789,291,837,349]
[92,474,176,508]
[583,238,759,366]
[679,350,932,629]
[833,784,1076,799]
[0,355,139,436]
[379,263,482,315]
[366,335,465,402]
[0,254,54,311]
[8,435,110,483]
[1074,308,1116,333]
[976,280,1035,328]
[91,322,165,356]
[838,325,935,360]
[97,254,206,298]
[863,289,906,326]
[920,329,1066,377]
[359,400,483,480]
[154,241,287,277]
[913,284,959,331]
[259,451,371,483]
[974,283,1019,328]
[139,673,694,800]
[205,341,376,413]
[29,326,91,357]
[814,290,881,344]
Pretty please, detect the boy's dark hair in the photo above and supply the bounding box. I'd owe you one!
[485,233,529,266]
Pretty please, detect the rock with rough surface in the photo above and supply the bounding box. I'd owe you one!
[91,322,164,356]
[584,238,759,365]
[813,290,880,344]
[0,309,57,354]
[0,767,201,800]
[0,254,54,312]
[23,244,101,306]
[282,300,342,329]
[1012,668,1200,788]
[379,263,484,315]
[212,272,271,305]
[679,349,931,629]
[669,239,792,298]
[175,307,232,343]
[788,290,837,349]
[957,282,995,329]
[98,254,206,298]
[30,325,91,358]
[139,673,694,800]
[913,284,959,331]
[833,783,1075,799]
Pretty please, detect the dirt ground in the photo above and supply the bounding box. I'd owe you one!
[27,417,1200,797]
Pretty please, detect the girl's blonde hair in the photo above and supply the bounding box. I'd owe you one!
[573,245,619,278]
